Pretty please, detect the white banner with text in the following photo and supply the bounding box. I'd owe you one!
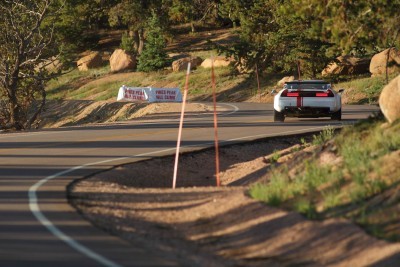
[117,86,182,103]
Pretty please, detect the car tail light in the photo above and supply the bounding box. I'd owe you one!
[316,90,334,97]
[287,92,299,97]
[316,92,328,97]
[281,90,300,97]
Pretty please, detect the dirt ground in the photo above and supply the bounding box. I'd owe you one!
[69,133,400,266]
[39,100,223,128]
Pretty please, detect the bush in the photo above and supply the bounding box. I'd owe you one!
[120,32,136,54]
[137,12,169,72]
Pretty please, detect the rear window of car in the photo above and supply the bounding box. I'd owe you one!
[284,83,331,90]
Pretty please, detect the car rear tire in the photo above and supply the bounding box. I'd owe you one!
[274,110,285,122]
[331,109,341,120]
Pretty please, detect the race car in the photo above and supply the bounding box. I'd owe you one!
[273,80,344,122]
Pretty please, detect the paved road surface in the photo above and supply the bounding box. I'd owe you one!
[0,103,379,266]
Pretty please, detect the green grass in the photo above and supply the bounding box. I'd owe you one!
[44,49,292,102]
[45,63,251,101]
[270,150,281,163]
[46,66,111,100]
[336,74,397,104]
[46,52,397,104]
[250,116,400,240]
[312,126,335,146]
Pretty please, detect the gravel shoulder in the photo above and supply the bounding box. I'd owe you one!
[69,134,400,266]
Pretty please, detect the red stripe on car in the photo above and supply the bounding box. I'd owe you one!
[297,95,302,107]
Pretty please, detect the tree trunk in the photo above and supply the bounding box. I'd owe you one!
[9,99,23,131]
[9,65,24,130]
[385,47,391,84]
[212,3,221,25]
[25,86,46,129]
[130,30,140,55]
[190,21,196,33]
[138,28,144,55]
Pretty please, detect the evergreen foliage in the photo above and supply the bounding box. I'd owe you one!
[120,32,136,53]
[137,12,169,72]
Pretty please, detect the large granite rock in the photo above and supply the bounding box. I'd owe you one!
[36,56,63,73]
[379,74,400,123]
[77,51,103,71]
[172,57,203,72]
[370,48,400,77]
[201,56,234,68]
[277,76,295,86]
[322,55,370,76]
[110,49,137,73]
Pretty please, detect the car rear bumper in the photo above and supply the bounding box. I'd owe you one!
[283,106,333,117]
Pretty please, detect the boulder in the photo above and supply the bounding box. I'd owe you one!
[379,74,400,123]
[36,57,63,73]
[172,57,203,72]
[77,51,103,71]
[109,49,137,73]
[370,48,400,77]
[277,76,295,86]
[322,55,371,76]
[201,56,234,68]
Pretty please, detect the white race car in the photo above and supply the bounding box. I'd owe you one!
[273,80,343,122]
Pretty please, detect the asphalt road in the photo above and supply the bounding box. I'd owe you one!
[0,102,379,267]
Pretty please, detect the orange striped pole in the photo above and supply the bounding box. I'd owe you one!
[211,58,221,187]
[172,63,191,189]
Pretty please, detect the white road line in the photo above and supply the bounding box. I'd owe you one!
[28,121,333,267]
[28,103,349,266]
[28,148,177,267]
[217,103,240,116]
[26,104,242,267]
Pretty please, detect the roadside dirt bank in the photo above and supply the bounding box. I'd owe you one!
[38,100,224,128]
[68,134,400,267]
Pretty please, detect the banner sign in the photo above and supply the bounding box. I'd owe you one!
[117,86,149,102]
[117,86,182,103]
[148,88,182,102]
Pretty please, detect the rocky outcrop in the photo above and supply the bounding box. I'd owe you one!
[36,57,63,73]
[277,76,295,86]
[110,49,137,73]
[322,55,370,76]
[379,74,400,123]
[370,48,400,77]
[172,57,203,72]
[77,51,103,71]
[201,56,234,68]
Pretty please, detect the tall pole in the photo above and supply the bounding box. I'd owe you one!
[172,63,191,189]
[211,58,221,187]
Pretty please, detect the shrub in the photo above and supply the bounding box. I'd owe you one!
[137,12,169,72]
[120,32,136,54]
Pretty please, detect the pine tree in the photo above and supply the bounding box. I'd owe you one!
[137,12,169,72]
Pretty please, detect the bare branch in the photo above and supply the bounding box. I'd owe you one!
[0,0,61,130]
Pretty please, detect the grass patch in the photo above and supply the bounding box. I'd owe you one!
[250,116,400,241]
[44,49,291,102]
[45,64,251,101]
[46,66,110,100]
[336,74,397,104]
[312,126,335,146]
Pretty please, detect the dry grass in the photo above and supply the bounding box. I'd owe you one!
[250,117,400,241]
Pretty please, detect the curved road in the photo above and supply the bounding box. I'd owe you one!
[0,103,378,267]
